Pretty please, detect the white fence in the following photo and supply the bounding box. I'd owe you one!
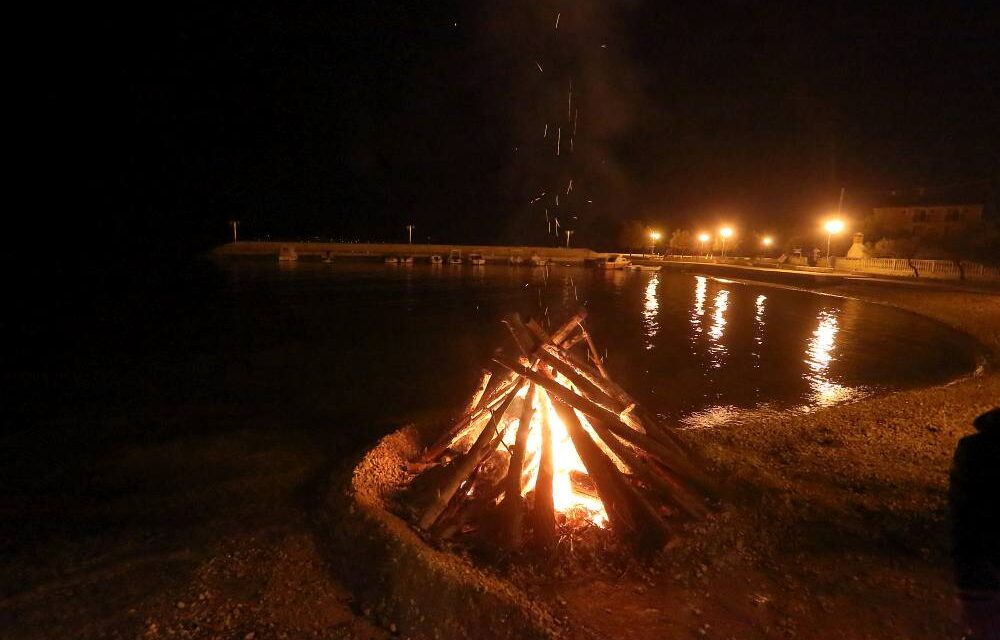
[835,257,1000,281]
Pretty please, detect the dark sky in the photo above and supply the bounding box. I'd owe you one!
[16,1,1000,257]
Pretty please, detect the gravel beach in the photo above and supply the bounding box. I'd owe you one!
[546,281,1000,640]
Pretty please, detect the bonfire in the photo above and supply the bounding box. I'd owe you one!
[401,309,716,556]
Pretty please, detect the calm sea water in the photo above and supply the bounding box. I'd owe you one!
[6,259,980,445]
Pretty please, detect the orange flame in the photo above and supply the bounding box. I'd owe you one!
[499,380,613,527]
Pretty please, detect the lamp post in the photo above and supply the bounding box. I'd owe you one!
[405,224,415,244]
[648,230,661,256]
[698,233,710,258]
[824,220,844,267]
[565,229,575,248]
[761,236,773,256]
[229,220,239,243]
[719,227,733,258]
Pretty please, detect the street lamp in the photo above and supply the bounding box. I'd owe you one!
[719,227,733,258]
[648,230,662,256]
[405,224,415,244]
[762,236,773,247]
[229,220,240,243]
[698,233,710,257]
[824,219,845,267]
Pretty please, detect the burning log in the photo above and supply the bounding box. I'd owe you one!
[550,397,671,551]
[531,390,557,550]
[498,383,536,549]
[586,420,708,519]
[417,382,523,529]
[467,369,493,414]
[578,325,610,379]
[402,309,718,561]
[493,357,717,502]
[421,371,519,462]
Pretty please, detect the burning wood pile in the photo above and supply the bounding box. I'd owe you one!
[401,309,716,557]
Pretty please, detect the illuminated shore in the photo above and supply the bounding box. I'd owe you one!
[327,281,998,640]
[572,281,1000,639]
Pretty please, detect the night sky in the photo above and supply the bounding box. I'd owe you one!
[16,1,1000,259]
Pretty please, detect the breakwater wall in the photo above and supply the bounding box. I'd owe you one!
[212,241,600,263]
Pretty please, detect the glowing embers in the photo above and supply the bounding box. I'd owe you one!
[401,309,714,557]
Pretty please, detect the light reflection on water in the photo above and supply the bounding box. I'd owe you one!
[643,273,659,350]
[753,294,767,367]
[690,275,707,338]
[199,262,978,430]
[707,289,730,368]
[804,308,859,407]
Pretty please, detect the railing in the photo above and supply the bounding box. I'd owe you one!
[835,257,1000,281]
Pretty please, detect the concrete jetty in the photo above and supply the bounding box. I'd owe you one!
[212,241,600,263]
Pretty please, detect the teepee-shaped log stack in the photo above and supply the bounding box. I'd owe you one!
[403,309,717,555]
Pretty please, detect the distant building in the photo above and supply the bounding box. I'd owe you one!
[867,188,984,237]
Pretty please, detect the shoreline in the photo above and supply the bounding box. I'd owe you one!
[328,277,1000,640]
[561,279,1000,639]
[4,272,996,639]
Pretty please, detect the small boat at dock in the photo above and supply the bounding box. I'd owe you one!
[597,254,631,270]
[429,255,443,264]
[468,253,486,265]
[627,264,661,272]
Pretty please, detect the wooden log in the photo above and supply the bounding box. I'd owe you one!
[418,383,523,529]
[421,371,519,462]
[531,390,557,550]
[492,356,716,498]
[600,418,718,499]
[434,476,505,540]
[432,427,512,539]
[561,331,586,350]
[587,420,708,519]
[466,369,493,415]
[541,344,689,456]
[498,384,536,549]
[550,397,671,550]
[536,347,623,412]
[550,307,587,345]
[524,311,585,349]
[502,314,540,359]
[578,325,610,378]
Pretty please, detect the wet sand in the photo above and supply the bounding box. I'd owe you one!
[3,280,996,639]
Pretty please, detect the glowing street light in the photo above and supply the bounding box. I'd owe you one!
[648,230,662,256]
[719,227,733,258]
[762,236,773,247]
[698,233,710,257]
[824,219,845,267]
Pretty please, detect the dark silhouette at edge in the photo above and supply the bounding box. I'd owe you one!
[950,407,1000,639]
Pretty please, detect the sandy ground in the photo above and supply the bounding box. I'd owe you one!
[3,281,996,639]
